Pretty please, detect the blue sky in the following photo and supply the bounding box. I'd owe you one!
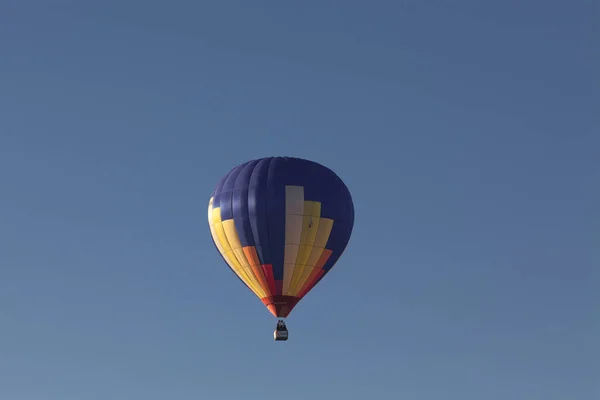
[1,1,598,399]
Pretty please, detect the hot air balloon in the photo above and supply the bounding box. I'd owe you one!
[207,157,354,341]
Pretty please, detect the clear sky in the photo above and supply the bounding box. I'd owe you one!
[1,1,598,399]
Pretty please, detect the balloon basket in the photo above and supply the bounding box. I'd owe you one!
[274,319,288,341]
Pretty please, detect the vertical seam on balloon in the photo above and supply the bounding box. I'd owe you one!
[242,160,271,297]
[249,159,271,298]
[229,162,267,297]
[264,157,276,294]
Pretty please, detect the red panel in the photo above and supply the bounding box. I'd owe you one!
[274,279,283,295]
[279,305,290,318]
[242,246,261,265]
[298,266,324,297]
[243,247,270,295]
[296,249,332,298]
[251,266,269,295]
[299,268,320,294]
[261,264,276,294]
[260,295,300,318]
[315,249,333,269]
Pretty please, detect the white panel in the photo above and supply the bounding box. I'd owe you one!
[285,186,304,215]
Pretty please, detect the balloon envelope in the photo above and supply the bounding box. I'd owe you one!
[208,157,354,318]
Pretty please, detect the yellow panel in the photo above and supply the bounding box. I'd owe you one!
[233,248,265,297]
[289,219,335,296]
[237,266,267,295]
[305,200,321,218]
[297,215,319,263]
[293,250,333,297]
[288,224,317,293]
[213,222,236,266]
[222,219,265,298]
[290,265,315,295]
[288,265,308,294]
[243,246,271,296]
[297,201,318,242]
[287,201,324,294]
[217,226,260,296]
[285,200,336,296]
[209,222,248,287]
[210,206,221,227]
[305,247,323,267]
[288,246,313,293]
[301,219,333,269]
[291,253,323,294]
[313,218,334,248]
[222,220,243,250]
[208,206,260,296]
[207,198,214,224]
[283,186,305,294]
[223,220,252,274]
[296,242,315,266]
[210,207,263,298]
[283,263,296,294]
[288,244,311,289]
[297,266,323,294]
[210,208,233,262]
[207,202,225,255]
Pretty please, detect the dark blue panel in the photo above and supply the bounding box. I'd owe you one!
[222,163,245,192]
[233,188,253,247]
[234,160,259,191]
[230,161,258,247]
[249,214,270,263]
[232,189,249,218]
[298,159,327,202]
[219,164,245,221]
[211,171,230,199]
[248,159,271,264]
[212,164,237,211]
[219,190,234,221]
[266,158,286,280]
[212,162,245,205]
[234,217,254,248]
[322,219,352,272]
[249,158,270,188]
[319,176,348,220]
